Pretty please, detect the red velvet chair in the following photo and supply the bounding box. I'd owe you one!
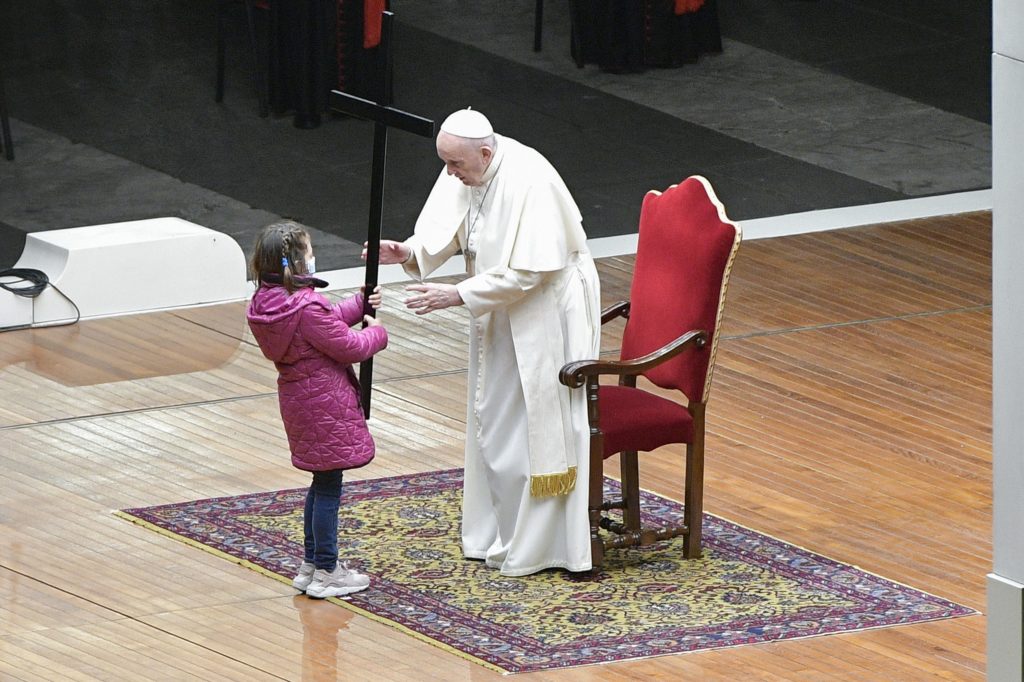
[559,176,741,568]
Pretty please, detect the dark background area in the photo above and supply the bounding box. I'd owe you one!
[0,0,991,269]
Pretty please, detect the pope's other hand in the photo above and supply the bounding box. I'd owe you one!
[404,283,463,315]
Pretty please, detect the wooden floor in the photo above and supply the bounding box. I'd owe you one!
[0,212,990,681]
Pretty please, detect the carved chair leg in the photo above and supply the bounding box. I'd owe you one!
[589,437,606,571]
[683,439,705,559]
[589,507,605,570]
[585,375,606,571]
[620,450,641,531]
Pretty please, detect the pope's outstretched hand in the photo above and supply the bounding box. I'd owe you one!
[363,240,410,265]
[405,283,463,315]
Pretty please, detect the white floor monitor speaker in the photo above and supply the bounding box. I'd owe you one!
[1,218,250,330]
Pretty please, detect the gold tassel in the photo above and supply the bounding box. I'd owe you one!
[530,467,577,497]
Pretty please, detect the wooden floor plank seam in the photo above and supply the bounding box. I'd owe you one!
[0,214,992,679]
[720,303,991,341]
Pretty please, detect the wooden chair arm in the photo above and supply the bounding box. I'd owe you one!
[559,329,707,388]
[601,300,630,325]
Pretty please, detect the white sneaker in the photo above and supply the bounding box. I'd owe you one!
[305,562,370,598]
[292,557,315,589]
[292,561,316,591]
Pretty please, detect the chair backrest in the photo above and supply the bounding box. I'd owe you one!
[621,176,741,403]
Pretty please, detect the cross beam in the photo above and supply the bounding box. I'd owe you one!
[329,10,435,418]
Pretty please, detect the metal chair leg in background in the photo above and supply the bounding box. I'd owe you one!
[0,64,13,161]
[534,0,543,52]
[215,0,270,118]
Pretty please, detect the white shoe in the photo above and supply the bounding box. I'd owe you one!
[292,561,316,591]
[305,562,370,598]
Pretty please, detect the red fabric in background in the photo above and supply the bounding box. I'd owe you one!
[674,0,705,14]
[364,0,384,47]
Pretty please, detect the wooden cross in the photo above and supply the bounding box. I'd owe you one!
[329,10,435,418]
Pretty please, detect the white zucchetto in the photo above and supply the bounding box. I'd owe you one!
[439,108,494,139]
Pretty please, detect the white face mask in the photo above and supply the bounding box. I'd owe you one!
[306,256,316,274]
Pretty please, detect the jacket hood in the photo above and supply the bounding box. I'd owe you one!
[247,285,323,362]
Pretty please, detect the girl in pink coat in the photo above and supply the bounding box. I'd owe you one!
[247,221,388,599]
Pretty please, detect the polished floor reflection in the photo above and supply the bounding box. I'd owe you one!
[0,212,990,679]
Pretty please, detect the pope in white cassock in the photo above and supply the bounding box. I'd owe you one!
[371,109,602,576]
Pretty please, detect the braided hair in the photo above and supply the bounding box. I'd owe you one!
[249,220,312,293]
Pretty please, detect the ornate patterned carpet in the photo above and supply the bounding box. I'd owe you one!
[117,469,975,674]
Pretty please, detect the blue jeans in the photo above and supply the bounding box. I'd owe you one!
[303,469,344,571]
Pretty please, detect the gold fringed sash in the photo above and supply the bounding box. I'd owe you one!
[530,466,577,497]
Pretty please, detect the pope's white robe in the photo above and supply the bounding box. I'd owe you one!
[403,135,601,576]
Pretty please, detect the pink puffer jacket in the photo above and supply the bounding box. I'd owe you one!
[247,283,388,471]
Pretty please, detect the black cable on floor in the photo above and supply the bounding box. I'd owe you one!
[0,267,81,329]
[0,267,48,296]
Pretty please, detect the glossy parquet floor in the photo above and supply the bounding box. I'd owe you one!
[0,212,990,680]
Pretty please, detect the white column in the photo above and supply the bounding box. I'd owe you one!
[990,2,1024,679]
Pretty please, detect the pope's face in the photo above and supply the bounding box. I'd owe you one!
[437,133,493,187]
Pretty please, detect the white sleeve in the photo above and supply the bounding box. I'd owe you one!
[456,268,546,317]
[402,232,463,281]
